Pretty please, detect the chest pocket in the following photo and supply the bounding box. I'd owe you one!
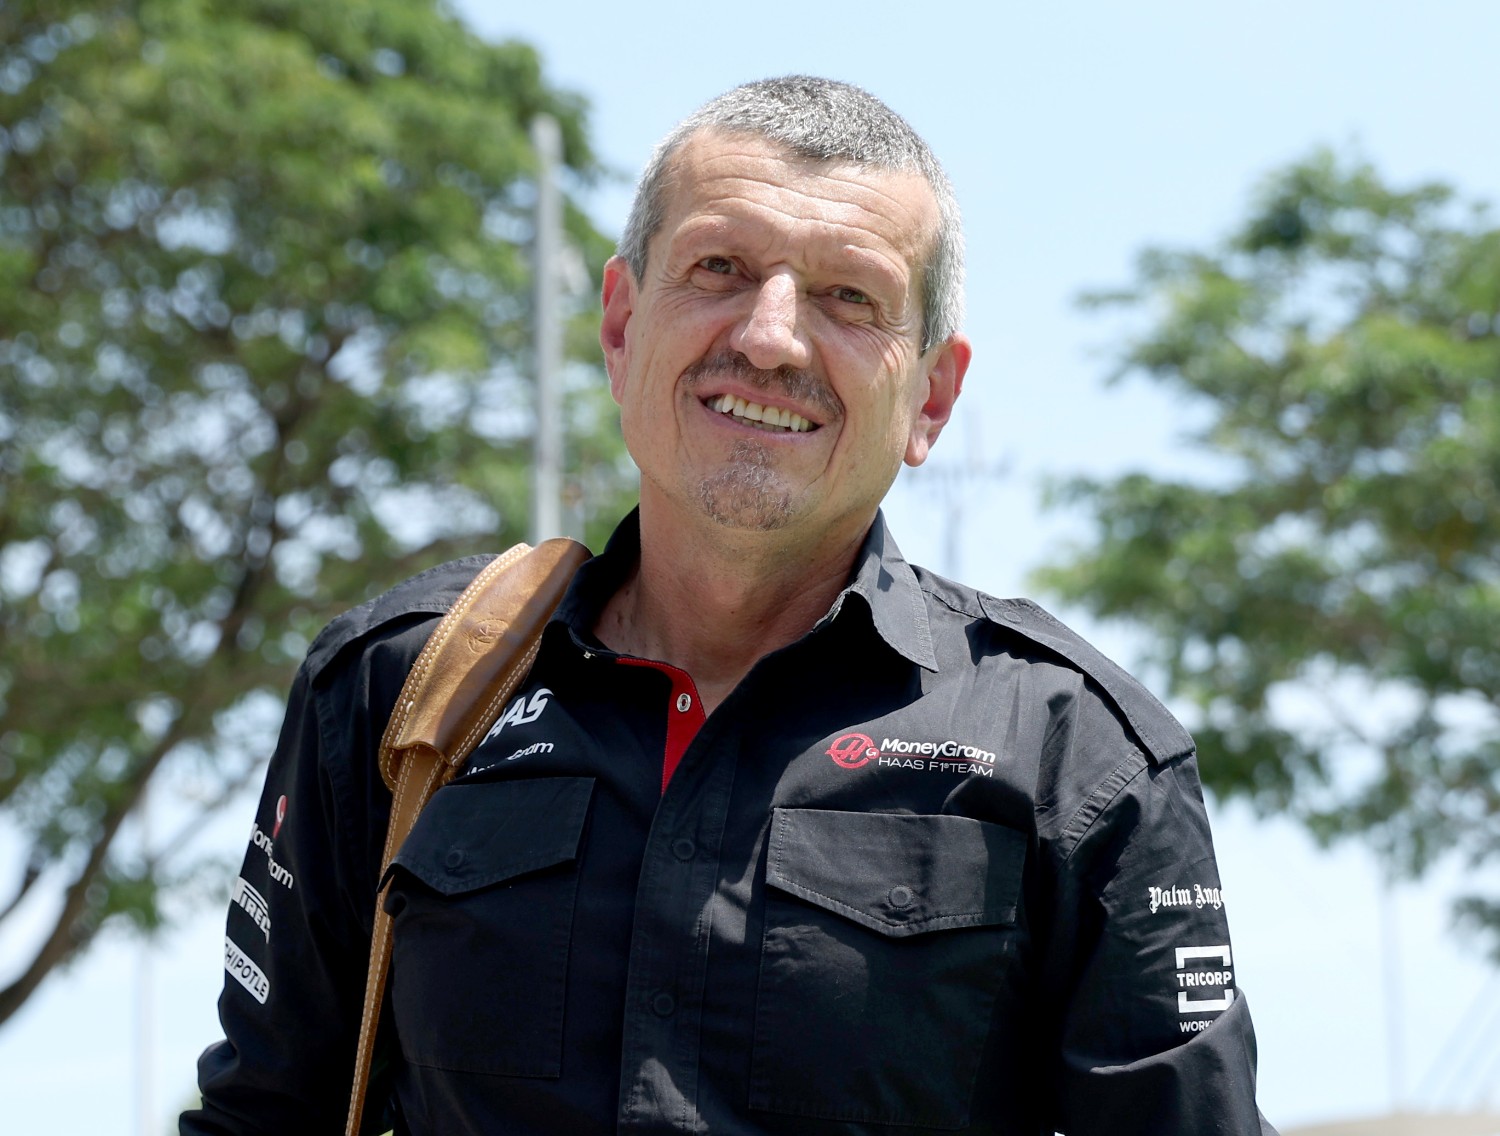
[383,776,594,1077]
[750,808,1027,1130]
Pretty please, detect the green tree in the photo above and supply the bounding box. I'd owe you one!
[1036,151,1500,953]
[0,0,635,1024]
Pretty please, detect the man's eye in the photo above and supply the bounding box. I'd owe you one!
[699,256,737,275]
[832,286,870,305]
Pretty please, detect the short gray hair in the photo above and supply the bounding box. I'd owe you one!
[618,76,965,353]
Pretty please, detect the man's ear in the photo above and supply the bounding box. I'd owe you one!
[904,334,971,467]
[599,255,636,403]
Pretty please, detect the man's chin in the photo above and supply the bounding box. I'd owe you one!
[695,465,799,532]
[697,483,796,532]
[689,439,802,532]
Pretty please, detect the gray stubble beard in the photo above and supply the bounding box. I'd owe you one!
[679,349,839,532]
[697,439,796,531]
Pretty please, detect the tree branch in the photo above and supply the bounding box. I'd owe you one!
[0,709,192,1025]
[0,853,44,927]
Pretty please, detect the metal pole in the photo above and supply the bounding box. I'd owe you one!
[1380,871,1404,1113]
[530,114,564,544]
[135,786,154,1136]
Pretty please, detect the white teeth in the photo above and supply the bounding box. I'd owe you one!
[706,394,813,433]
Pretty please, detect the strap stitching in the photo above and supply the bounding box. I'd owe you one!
[347,751,446,1135]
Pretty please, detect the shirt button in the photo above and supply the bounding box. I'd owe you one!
[651,991,676,1017]
[445,848,465,871]
[888,884,915,909]
[671,838,696,861]
[676,692,692,713]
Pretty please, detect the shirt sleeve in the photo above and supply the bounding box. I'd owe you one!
[179,633,405,1135]
[1045,749,1279,1136]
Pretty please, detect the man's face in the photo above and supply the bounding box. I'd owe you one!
[600,130,969,540]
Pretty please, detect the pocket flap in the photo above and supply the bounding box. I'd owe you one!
[765,808,1026,937]
[390,776,594,896]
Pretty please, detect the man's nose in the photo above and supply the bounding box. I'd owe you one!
[730,272,811,372]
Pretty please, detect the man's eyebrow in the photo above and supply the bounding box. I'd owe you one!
[662,218,740,257]
[671,219,906,277]
[819,246,906,284]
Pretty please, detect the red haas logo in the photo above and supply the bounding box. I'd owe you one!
[827,733,879,769]
[273,795,287,839]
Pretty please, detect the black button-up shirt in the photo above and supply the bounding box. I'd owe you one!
[185,512,1275,1135]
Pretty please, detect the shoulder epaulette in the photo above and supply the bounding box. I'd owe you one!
[303,554,498,682]
[976,594,1195,765]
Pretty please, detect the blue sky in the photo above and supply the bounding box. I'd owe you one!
[3,2,1500,1131]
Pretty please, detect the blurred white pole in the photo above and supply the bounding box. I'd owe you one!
[1380,871,1404,1113]
[530,114,563,544]
[136,786,154,1136]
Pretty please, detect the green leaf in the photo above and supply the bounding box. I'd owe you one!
[1037,149,1500,957]
[0,0,636,1025]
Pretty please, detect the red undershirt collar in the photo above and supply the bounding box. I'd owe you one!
[615,656,706,793]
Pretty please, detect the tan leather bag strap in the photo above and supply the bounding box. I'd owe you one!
[345,537,590,1136]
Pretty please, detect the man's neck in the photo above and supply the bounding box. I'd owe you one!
[594,503,870,715]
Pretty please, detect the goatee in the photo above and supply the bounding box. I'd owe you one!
[698,439,795,531]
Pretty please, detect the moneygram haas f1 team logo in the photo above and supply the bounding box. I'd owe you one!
[826,731,997,776]
[827,732,881,769]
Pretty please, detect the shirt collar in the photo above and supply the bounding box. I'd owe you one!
[551,508,642,640]
[823,510,938,672]
[552,508,938,672]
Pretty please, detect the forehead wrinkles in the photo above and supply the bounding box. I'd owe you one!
[662,139,936,271]
[674,205,913,287]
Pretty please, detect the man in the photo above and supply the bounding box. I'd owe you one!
[185,76,1276,1134]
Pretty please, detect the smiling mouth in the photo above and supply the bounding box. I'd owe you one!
[705,393,815,434]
